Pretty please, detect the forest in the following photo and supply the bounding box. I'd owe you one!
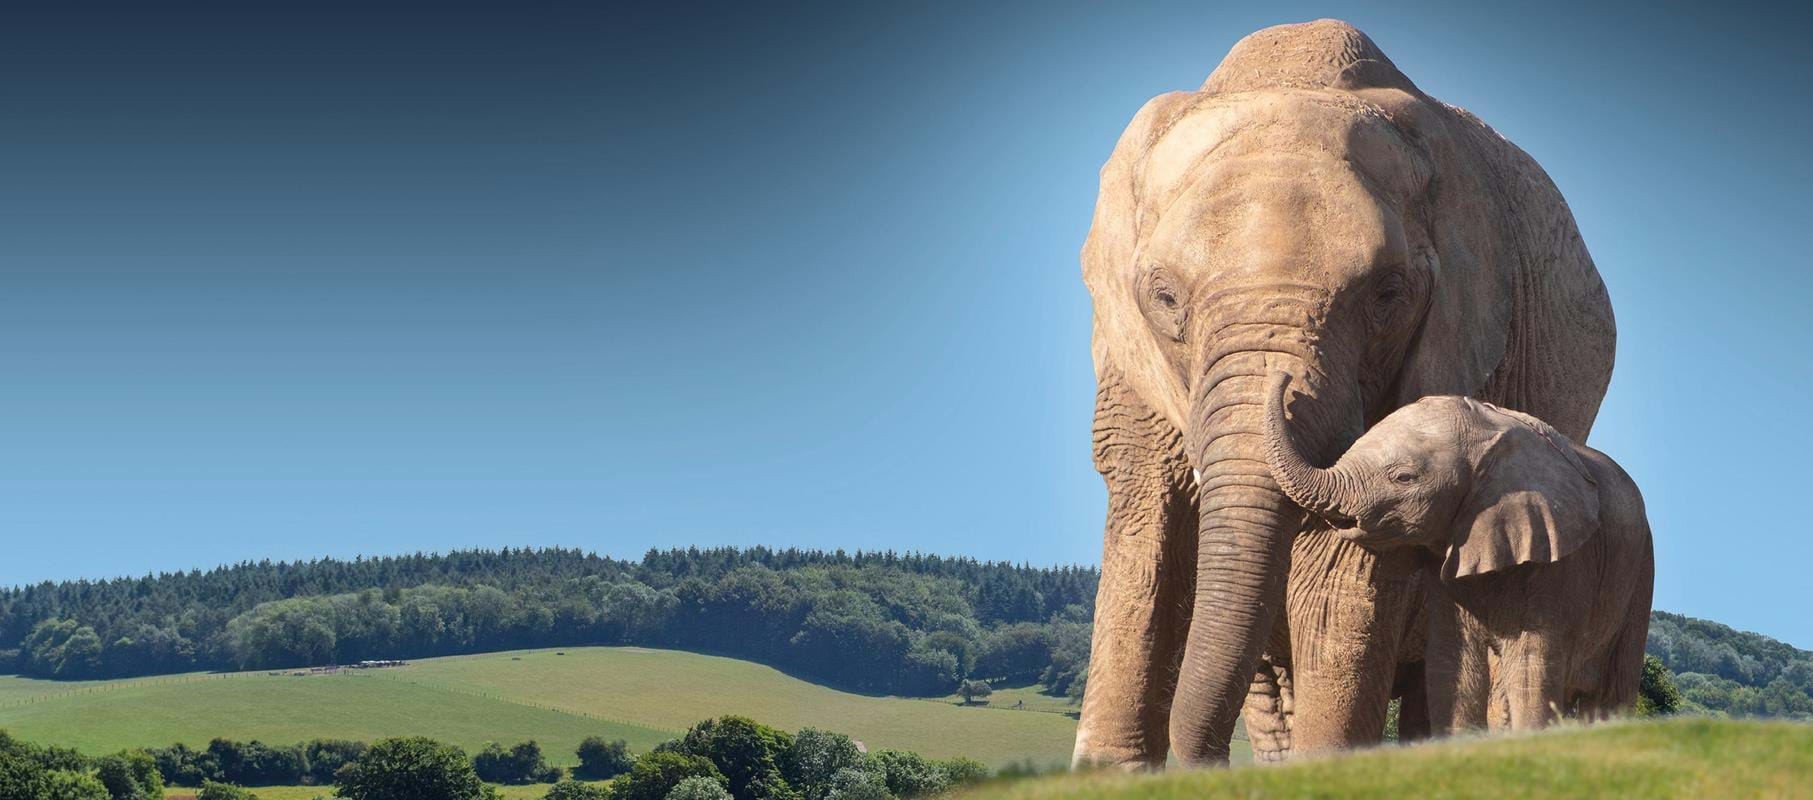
[0,547,1094,697]
[0,546,1807,715]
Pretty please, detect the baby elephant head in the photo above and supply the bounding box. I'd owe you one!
[1262,373,1600,581]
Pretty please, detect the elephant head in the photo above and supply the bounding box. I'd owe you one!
[1079,20,1613,765]
[1263,372,1601,581]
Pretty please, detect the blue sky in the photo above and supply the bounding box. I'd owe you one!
[1,2,1809,646]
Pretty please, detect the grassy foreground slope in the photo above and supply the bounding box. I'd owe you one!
[965,718,1813,800]
[1,646,1085,768]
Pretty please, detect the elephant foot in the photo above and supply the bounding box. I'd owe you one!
[1243,655,1293,763]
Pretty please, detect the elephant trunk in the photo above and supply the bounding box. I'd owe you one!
[1262,372,1358,526]
[1166,295,1353,766]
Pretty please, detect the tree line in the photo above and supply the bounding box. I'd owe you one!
[0,547,1095,697]
[1645,611,1813,718]
[1,715,991,800]
[2,545,1808,714]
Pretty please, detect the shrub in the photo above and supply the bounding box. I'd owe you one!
[667,775,735,800]
[206,738,305,786]
[1637,654,1684,716]
[148,742,218,786]
[675,716,796,800]
[302,739,367,785]
[615,751,726,800]
[44,769,112,800]
[543,779,610,800]
[865,751,946,799]
[823,768,891,800]
[956,680,992,705]
[334,736,497,800]
[197,781,261,800]
[784,729,863,800]
[575,736,635,780]
[97,750,164,800]
[937,757,988,788]
[474,740,561,784]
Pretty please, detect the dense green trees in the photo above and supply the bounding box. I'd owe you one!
[1637,655,1683,716]
[473,740,561,785]
[7,544,1808,717]
[614,752,726,800]
[11,716,990,799]
[0,547,1096,697]
[574,737,634,780]
[0,733,144,800]
[333,736,497,800]
[1646,611,1813,718]
[95,750,164,800]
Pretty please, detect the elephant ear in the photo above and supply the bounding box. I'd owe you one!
[1441,401,1599,581]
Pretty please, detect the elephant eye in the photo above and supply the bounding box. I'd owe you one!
[1138,267,1189,342]
[1366,271,1411,334]
[1391,470,1417,484]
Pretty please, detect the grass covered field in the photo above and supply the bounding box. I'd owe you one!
[960,717,1813,800]
[1,646,1085,768]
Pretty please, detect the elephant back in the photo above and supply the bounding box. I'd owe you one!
[1201,19,1420,96]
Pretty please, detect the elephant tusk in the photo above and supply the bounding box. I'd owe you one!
[1192,468,1203,487]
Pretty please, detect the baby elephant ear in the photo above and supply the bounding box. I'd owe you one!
[1442,404,1600,581]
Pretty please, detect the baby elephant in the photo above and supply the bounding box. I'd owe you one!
[1262,374,1653,733]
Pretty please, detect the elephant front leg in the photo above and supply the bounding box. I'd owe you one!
[1496,633,1567,731]
[1072,371,1197,770]
[1422,576,1490,735]
[1284,532,1422,753]
[1242,654,1293,762]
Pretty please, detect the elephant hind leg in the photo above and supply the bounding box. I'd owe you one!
[1242,656,1293,762]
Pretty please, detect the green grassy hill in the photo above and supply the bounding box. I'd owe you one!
[961,717,1813,800]
[0,646,1089,768]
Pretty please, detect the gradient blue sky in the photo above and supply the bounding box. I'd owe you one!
[2,2,1809,646]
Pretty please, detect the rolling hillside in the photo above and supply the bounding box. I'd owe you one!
[0,646,1104,769]
[960,717,1813,800]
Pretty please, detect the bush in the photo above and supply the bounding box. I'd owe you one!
[865,751,946,799]
[474,740,562,784]
[956,680,992,705]
[823,768,891,800]
[937,757,988,788]
[198,782,261,800]
[615,752,726,800]
[543,780,609,800]
[334,737,497,800]
[575,736,635,780]
[668,775,735,800]
[44,769,112,800]
[785,729,864,800]
[97,750,165,800]
[303,739,367,785]
[675,717,796,800]
[1637,654,1684,716]
[148,742,218,786]
[206,738,305,786]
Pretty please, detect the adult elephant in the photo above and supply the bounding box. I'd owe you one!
[1072,20,1615,768]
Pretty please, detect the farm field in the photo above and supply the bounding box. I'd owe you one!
[961,717,1813,800]
[1,646,1122,769]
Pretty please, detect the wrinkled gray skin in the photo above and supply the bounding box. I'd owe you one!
[1263,373,1655,730]
[1075,20,1616,768]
